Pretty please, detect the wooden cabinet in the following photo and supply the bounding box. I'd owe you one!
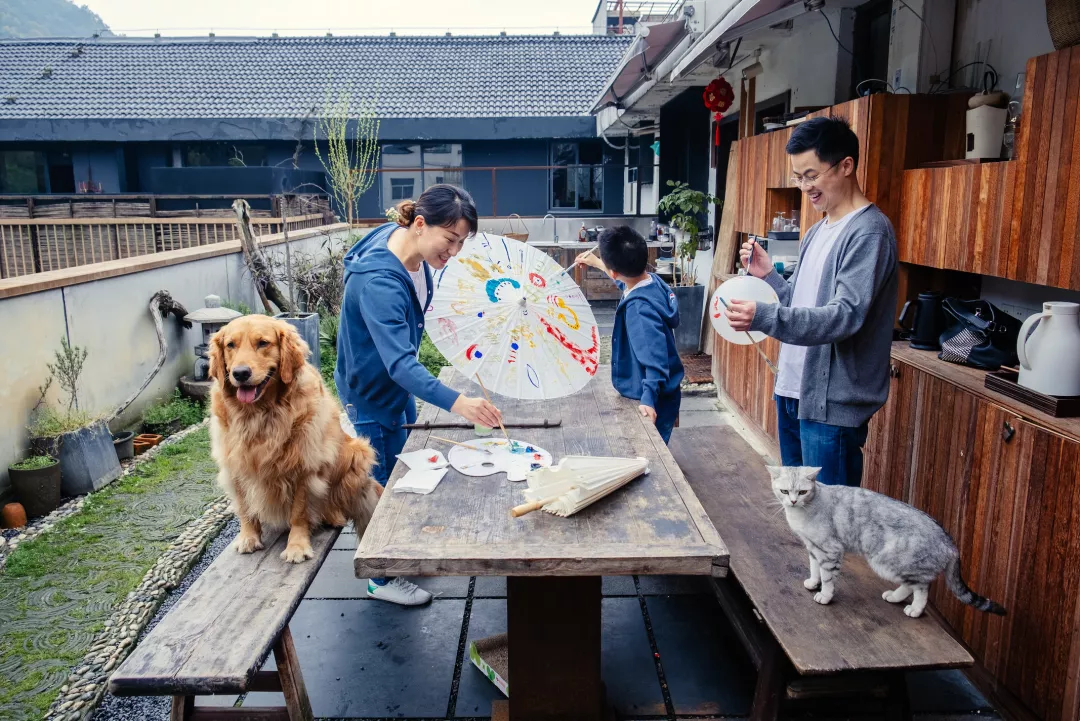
[864,352,1080,721]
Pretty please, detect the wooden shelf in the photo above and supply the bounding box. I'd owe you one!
[890,342,1080,442]
[897,47,1080,290]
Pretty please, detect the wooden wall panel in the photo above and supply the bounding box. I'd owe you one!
[711,324,779,441]
[898,47,1080,290]
[866,357,1080,721]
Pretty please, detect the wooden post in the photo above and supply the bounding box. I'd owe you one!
[506,576,604,721]
[746,77,757,138]
[739,79,749,139]
[273,626,314,721]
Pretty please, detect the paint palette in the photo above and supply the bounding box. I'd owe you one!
[447,438,554,482]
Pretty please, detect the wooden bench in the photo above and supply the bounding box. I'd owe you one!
[109,526,340,721]
[669,426,974,721]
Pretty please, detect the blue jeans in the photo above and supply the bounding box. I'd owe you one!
[351,398,416,584]
[775,395,868,487]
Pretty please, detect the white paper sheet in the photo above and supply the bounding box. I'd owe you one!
[396,449,448,471]
[392,467,448,495]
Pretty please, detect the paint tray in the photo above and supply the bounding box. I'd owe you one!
[469,633,509,697]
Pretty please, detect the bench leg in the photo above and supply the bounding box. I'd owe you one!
[170,695,194,721]
[884,672,912,721]
[751,637,784,721]
[273,625,314,721]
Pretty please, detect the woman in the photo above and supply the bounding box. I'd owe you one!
[337,184,502,605]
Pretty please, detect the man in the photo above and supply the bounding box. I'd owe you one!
[725,117,898,486]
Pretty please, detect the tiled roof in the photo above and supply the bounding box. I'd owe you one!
[0,34,633,120]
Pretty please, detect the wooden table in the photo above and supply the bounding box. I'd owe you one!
[355,367,728,721]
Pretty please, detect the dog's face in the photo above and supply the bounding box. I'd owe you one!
[208,315,307,404]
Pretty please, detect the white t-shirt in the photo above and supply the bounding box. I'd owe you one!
[773,205,870,400]
[408,266,428,308]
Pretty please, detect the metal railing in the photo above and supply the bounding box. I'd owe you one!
[0,214,325,279]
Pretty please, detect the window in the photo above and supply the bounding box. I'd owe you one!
[182,143,267,167]
[550,141,603,211]
[390,177,414,200]
[0,151,47,193]
[380,144,462,206]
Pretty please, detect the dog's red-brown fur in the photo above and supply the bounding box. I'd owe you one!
[208,315,381,563]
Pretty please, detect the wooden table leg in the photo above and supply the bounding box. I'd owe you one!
[506,576,604,721]
[273,625,314,721]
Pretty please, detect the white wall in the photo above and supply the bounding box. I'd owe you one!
[952,0,1053,97]
[0,227,351,500]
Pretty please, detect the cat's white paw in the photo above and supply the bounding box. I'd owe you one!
[883,589,907,603]
[904,604,924,618]
[813,591,833,605]
[804,578,821,591]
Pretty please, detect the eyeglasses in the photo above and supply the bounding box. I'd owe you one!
[790,161,841,187]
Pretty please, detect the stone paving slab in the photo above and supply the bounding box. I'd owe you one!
[646,594,756,717]
[281,598,465,718]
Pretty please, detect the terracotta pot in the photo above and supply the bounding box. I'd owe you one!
[135,433,164,447]
[8,458,62,518]
[2,502,27,529]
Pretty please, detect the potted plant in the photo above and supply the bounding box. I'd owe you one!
[658,180,722,352]
[142,389,204,436]
[28,338,121,496]
[7,455,61,518]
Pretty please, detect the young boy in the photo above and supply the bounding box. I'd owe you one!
[577,226,684,443]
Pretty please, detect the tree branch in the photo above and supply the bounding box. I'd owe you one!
[232,199,294,315]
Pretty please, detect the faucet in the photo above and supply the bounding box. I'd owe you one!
[541,214,559,243]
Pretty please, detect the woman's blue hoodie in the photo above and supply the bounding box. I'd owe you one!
[335,223,459,430]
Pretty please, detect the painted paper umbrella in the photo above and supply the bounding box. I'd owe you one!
[427,233,600,400]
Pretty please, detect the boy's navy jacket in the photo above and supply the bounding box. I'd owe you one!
[335,223,459,429]
[611,273,685,408]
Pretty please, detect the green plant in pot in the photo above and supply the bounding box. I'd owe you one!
[28,338,121,496]
[7,454,61,518]
[142,389,205,436]
[658,180,722,352]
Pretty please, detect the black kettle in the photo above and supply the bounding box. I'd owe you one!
[898,291,946,351]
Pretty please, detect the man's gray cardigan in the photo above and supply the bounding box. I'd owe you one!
[749,203,899,427]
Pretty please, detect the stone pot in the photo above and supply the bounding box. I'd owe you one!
[34,421,123,496]
[8,457,61,518]
[673,283,707,353]
[112,430,135,461]
[274,312,321,370]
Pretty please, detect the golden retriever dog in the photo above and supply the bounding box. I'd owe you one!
[208,315,381,563]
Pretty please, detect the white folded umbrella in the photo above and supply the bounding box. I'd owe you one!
[510,456,649,518]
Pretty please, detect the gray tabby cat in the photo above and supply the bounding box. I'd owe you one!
[769,465,1006,619]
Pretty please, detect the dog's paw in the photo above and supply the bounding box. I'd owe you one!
[804,577,821,591]
[281,543,314,564]
[235,534,264,554]
[813,591,833,605]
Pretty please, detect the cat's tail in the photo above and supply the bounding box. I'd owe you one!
[945,556,1006,616]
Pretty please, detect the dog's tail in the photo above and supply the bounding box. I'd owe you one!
[945,555,1006,615]
[347,435,382,537]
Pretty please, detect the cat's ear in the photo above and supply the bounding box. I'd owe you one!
[764,465,783,481]
[804,467,822,482]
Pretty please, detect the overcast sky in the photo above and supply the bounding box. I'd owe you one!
[80,0,605,36]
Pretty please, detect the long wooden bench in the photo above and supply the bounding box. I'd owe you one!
[669,426,974,721]
[109,526,340,721]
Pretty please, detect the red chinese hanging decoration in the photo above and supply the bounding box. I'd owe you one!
[703,76,735,146]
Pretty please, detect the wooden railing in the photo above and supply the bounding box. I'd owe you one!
[0,215,325,279]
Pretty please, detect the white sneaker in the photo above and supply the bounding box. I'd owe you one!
[367,577,433,606]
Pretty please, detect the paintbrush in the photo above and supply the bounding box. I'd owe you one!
[428,435,493,454]
[474,373,512,442]
[716,294,780,374]
[552,244,599,280]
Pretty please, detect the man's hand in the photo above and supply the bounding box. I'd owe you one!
[724,299,757,332]
[451,395,503,428]
[739,239,773,278]
[639,405,657,423]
